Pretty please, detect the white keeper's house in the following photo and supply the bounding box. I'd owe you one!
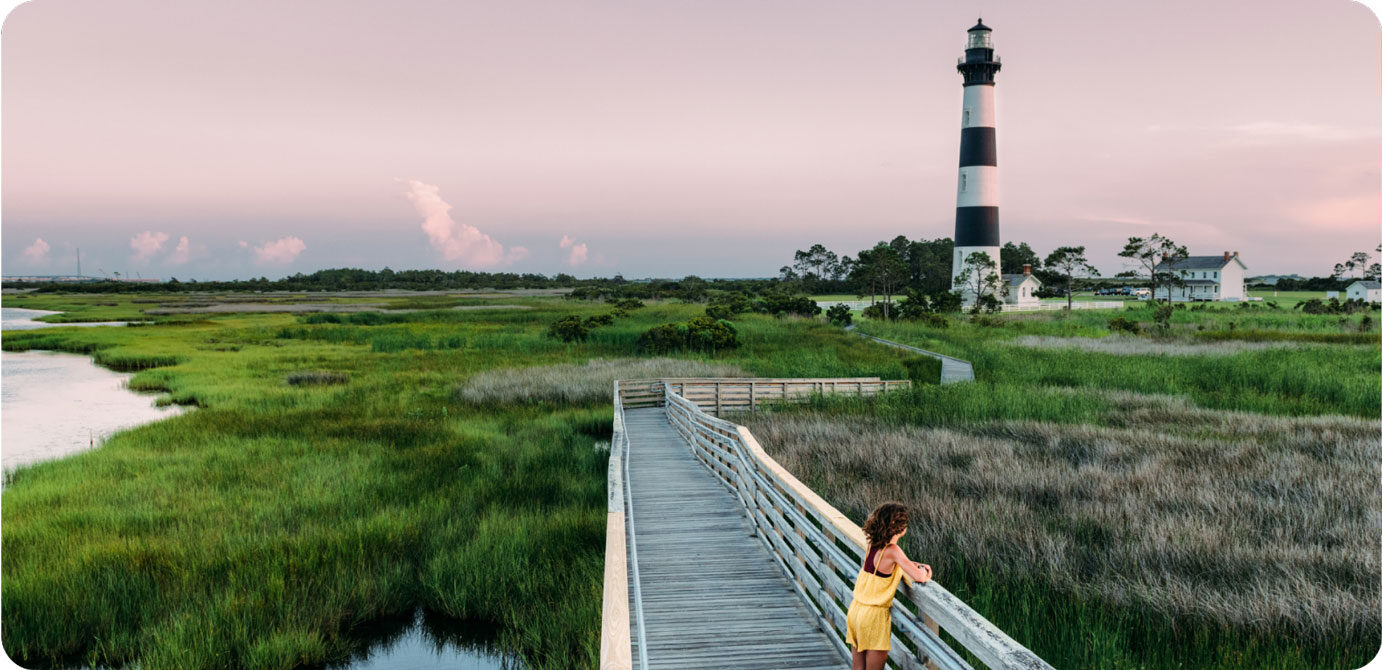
[1001,264,1041,306]
[1346,280,1381,302]
[1153,251,1247,301]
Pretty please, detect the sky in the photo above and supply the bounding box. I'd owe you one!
[2,0,1379,280]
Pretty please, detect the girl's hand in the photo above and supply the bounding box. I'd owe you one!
[915,563,932,583]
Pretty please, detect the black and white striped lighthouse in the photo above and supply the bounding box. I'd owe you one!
[951,19,1002,298]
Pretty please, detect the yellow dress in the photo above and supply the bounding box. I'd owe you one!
[844,547,904,651]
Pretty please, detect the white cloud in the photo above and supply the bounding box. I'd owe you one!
[168,236,193,264]
[130,231,170,262]
[253,236,306,264]
[403,180,523,267]
[238,240,249,248]
[21,238,50,265]
[560,234,588,265]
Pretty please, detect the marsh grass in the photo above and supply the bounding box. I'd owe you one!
[0,294,918,669]
[741,393,1379,668]
[860,316,1380,417]
[1010,334,1304,356]
[457,358,747,406]
[285,371,350,386]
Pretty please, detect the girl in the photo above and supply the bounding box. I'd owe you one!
[845,502,932,670]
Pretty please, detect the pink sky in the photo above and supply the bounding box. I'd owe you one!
[3,0,1379,280]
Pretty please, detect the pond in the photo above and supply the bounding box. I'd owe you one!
[2,308,182,471]
[326,609,519,670]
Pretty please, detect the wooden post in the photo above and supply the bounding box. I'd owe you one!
[715,382,722,416]
[749,382,756,412]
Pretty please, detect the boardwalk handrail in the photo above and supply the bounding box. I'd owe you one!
[618,377,911,414]
[660,382,1054,670]
[599,381,637,670]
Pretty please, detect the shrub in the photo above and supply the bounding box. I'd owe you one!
[609,298,645,312]
[1108,316,1141,335]
[547,315,590,342]
[705,304,736,320]
[930,291,964,314]
[972,293,1002,315]
[761,294,821,318]
[707,291,751,317]
[637,317,740,354]
[861,303,893,321]
[685,316,740,352]
[826,304,853,326]
[636,324,685,354]
[914,312,949,328]
[584,313,615,328]
[285,371,349,386]
[1153,303,1174,332]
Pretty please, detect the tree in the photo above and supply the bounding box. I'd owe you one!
[1000,241,1041,275]
[1044,246,1100,310]
[851,243,909,319]
[1118,234,1188,303]
[792,244,840,290]
[1335,249,1377,279]
[954,251,1003,313]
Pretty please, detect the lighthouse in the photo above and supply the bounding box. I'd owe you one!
[951,19,1002,299]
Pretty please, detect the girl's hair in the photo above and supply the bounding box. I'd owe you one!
[862,502,909,551]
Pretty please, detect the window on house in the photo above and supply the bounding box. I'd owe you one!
[1214,271,1218,279]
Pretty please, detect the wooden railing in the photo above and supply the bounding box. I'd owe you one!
[660,383,1054,670]
[600,382,633,669]
[617,377,911,415]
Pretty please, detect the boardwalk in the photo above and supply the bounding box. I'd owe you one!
[602,379,1052,670]
[852,330,976,384]
[623,408,845,669]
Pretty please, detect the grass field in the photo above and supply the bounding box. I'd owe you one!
[2,290,1375,669]
[751,300,1379,668]
[0,292,920,669]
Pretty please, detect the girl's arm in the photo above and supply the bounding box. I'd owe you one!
[884,544,932,583]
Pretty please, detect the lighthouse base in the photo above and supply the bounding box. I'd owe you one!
[951,245,1002,304]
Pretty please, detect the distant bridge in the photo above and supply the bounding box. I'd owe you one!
[600,378,1052,670]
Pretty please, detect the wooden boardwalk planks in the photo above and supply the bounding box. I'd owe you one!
[623,408,847,669]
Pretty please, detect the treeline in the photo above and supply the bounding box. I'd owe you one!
[776,236,1070,301]
[5,268,593,294]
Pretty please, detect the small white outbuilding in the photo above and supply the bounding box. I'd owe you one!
[1345,280,1381,303]
[1001,265,1041,306]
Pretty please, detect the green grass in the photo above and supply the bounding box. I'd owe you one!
[0,293,913,669]
[858,305,1380,417]
[3,291,1374,669]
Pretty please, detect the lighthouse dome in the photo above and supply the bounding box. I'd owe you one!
[968,19,991,32]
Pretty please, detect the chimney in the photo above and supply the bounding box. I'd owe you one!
[1223,251,1230,261]
[1232,251,1239,258]
[1022,264,1031,275]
